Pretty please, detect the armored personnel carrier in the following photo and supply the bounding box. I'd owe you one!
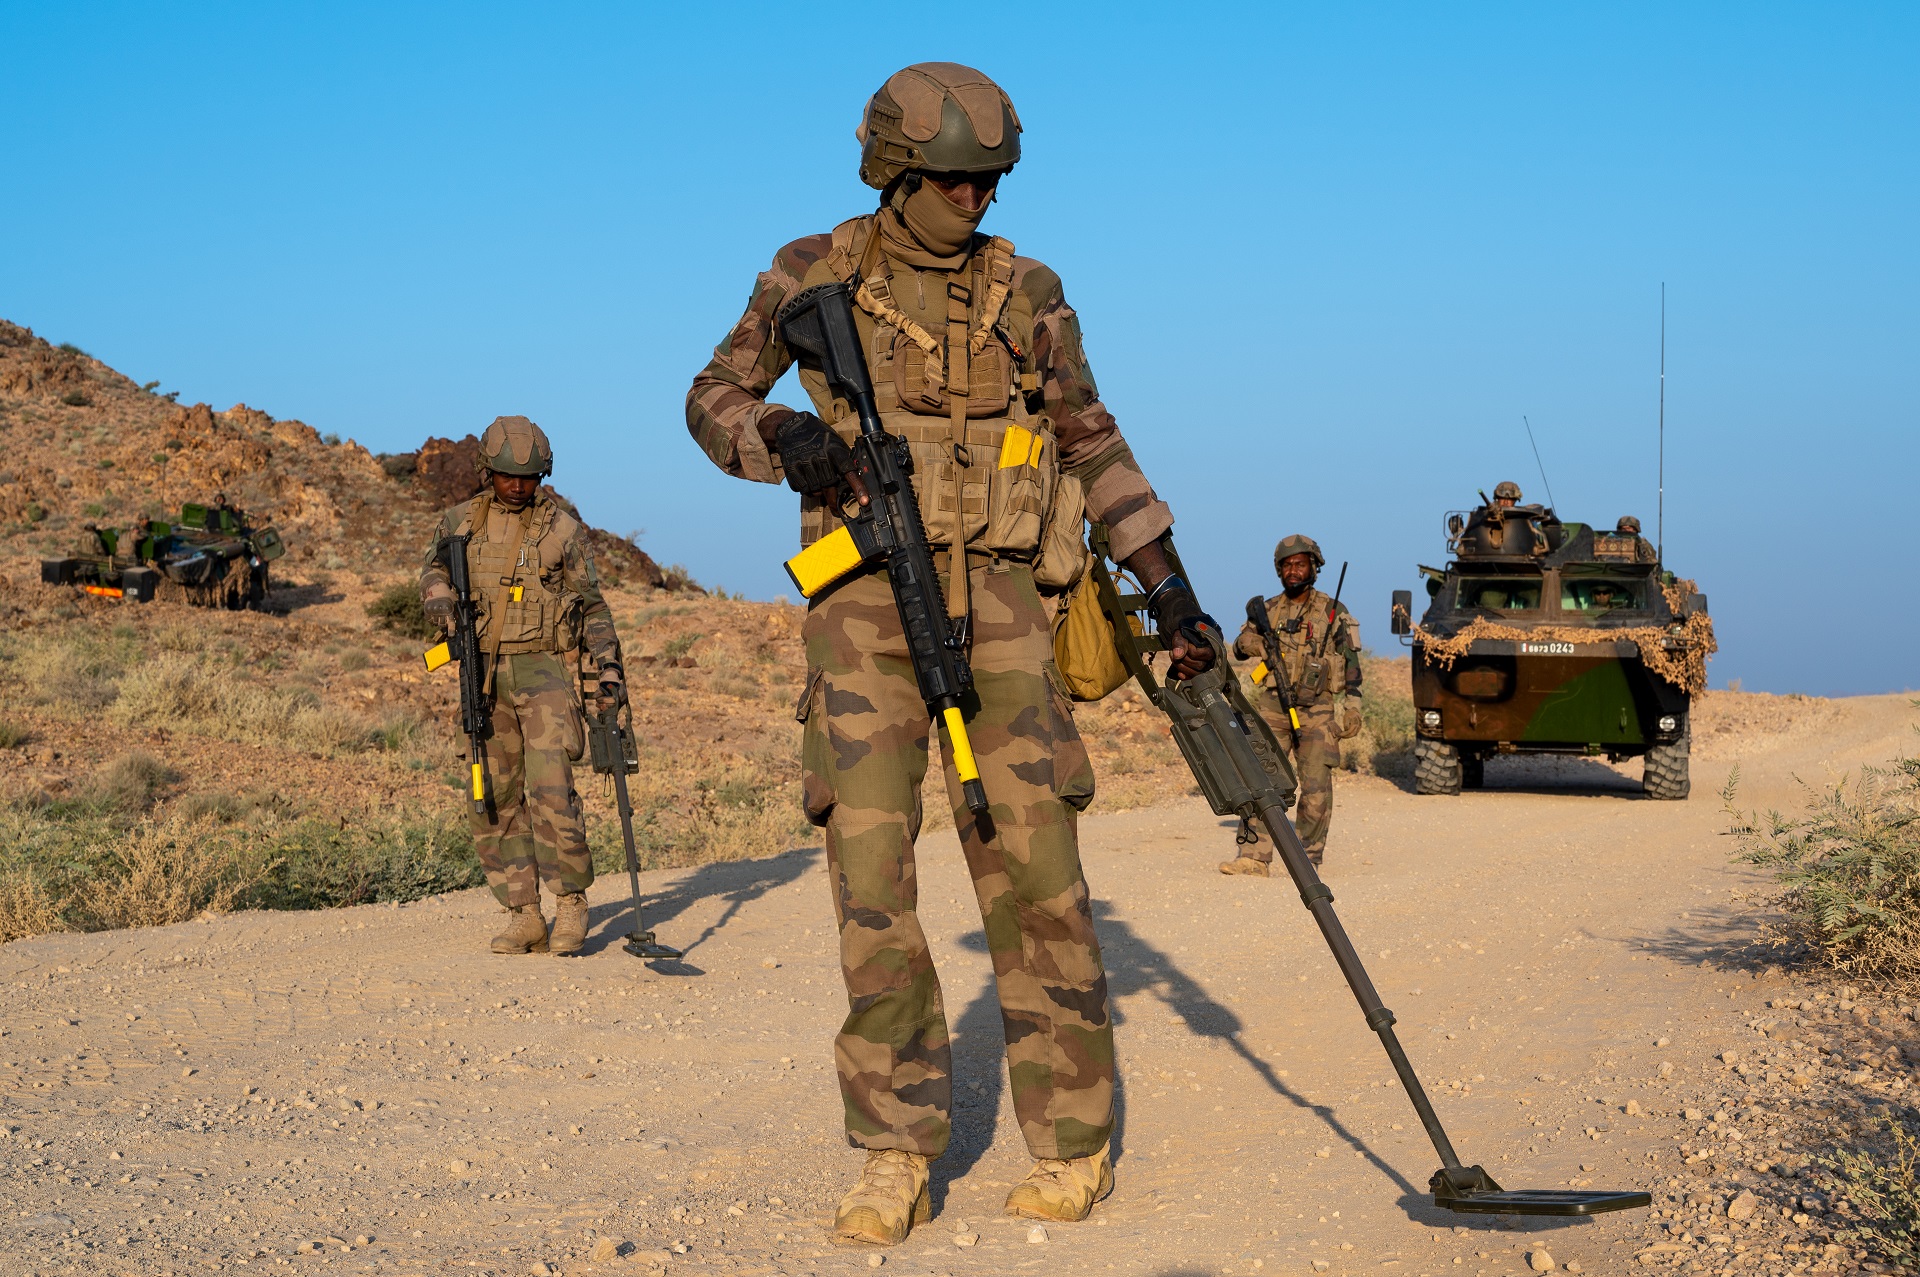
[40,497,286,609]
[1389,497,1713,799]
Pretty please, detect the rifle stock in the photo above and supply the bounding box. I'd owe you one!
[425,533,493,818]
[775,282,989,816]
[1244,595,1302,746]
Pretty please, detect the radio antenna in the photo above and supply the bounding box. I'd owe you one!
[1523,415,1558,513]
[1657,283,1666,567]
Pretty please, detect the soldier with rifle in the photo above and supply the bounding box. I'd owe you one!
[1222,534,1363,874]
[419,416,627,956]
[686,63,1220,1246]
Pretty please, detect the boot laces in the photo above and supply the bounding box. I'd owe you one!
[856,1149,920,1196]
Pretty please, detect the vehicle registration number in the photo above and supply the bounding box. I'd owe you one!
[1519,641,1577,655]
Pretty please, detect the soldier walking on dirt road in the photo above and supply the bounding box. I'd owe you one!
[419,416,627,957]
[1222,535,1363,873]
[686,62,1220,1248]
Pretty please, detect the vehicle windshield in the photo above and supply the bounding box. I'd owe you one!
[1560,576,1646,613]
[1457,578,1542,611]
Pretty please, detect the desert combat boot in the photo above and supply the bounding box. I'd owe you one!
[549,891,589,956]
[832,1149,930,1247]
[490,903,549,954]
[1004,1141,1114,1222]
[1218,855,1270,877]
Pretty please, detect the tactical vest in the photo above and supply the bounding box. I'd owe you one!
[792,215,1061,564]
[453,495,587,655]
[1262,589,1351,707]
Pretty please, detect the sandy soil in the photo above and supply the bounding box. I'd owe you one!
[4,692,1915,1277]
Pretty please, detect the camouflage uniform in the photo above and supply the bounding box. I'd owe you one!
[420,491,622,907]
[1233,589,1362,859]
[688,213,1171,1163]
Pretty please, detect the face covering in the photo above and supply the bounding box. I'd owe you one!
[878,178,989,268]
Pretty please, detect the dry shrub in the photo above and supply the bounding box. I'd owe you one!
[0,871,63,943]
[110,653,382,755]
[590,745,813,872]
[1,630,137,711]
[76,750,181,815]
[88,816,267,930]
[1726,731,1920,988]
[1823,1107,1920,1267]
[0,720,29,749]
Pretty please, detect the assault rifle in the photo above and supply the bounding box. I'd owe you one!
[1243,596,1301,747]
[774,282,989,817]
[1089,526,1649,1219]
[422,534,493,818]
[586,702,683,963]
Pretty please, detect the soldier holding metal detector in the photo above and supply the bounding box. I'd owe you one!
[1224,535,1363,873]
[686,62,1218,1245]
[420,416,628,957]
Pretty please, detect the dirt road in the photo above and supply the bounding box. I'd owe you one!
[4,692,1913,1277]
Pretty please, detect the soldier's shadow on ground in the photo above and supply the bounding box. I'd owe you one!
[932,904,1509,1225]
[578,845,822,965]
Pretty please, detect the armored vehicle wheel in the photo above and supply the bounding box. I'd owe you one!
[1462,755,1485,790]
[1413,739,1463,796]
[1643,731,1690,800]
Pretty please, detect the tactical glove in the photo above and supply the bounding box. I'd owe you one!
[1146,575,1221,662]
[1340,701,1364,740]
[595,664,627,713]
[775,412,856,496]
[423,595,457,635]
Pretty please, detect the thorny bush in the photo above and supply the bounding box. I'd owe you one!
[1821,1105,1920,1267]
[1724,720,1920,987]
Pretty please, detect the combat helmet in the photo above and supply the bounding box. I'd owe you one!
[1273,533,1325,576]
[478,415,553,478]
[1617,515,1642,534]
[1493,480,1522,501]
[857,63,1022,190]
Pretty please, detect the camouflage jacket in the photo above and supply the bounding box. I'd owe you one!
[685,219,1174,563]
[418,493,621,670]
[1232,586,1363,707]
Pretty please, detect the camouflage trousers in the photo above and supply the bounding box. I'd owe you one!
[800,561,1110,1161]
[1251,700,1340,856]
[474,651,592,908]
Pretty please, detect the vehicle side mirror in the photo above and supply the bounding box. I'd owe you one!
[1683,592,1708,618]
[1390,589,1413,636]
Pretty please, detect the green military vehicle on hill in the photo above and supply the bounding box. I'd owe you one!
[1389,497,1713,799]
[40,497,286,609]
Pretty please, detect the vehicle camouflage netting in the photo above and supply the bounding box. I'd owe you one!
[1411,579,1718,695]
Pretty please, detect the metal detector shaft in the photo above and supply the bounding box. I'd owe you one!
[610,759,683,961]
[1188,673,1461,1169]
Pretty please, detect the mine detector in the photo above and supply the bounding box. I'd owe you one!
[1390,500,1709,799]
[1088,527,1649,1217]
[40,499,286,609]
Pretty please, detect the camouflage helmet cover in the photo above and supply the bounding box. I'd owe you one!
[1273,533,1325,575]
[478,415,553,478]
[856,62,1022,190]
[1617,515,1642,534]
[1493,480,1523,501]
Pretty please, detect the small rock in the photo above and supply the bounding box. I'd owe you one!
[354,1234,372,1246]
[1657,1062,1675,1078]
[762,958,780,968]
[1719,1049,1741,1065]
[589,1237,623,1262]
[529,1263,557,1276]
[1655,1036,1671,1047]
[1564,1263,1583,1273]
[1624,1100,1640,1116]
[1727,1189,1758,1221]
[953,1232,979,1248]
[1528,1249,1556,1272]
[1027,1224,1049,1244]
[867,1254,884,1268]
[1312,1262,1332,1274]
[1314,1146,1331,1158]
[1683,1109,1703,1121]
[448,1159,469,1174]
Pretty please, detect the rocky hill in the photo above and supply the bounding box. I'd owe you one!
[0,320,674,597]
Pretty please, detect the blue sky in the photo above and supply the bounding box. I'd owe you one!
[4,3,1914,695]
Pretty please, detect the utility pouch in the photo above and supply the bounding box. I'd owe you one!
[586,705,639,776]
[1300,657,1329,699]
[1051,561,1136,702]
[979,422,1057,555]
[1031,472,1088,592]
